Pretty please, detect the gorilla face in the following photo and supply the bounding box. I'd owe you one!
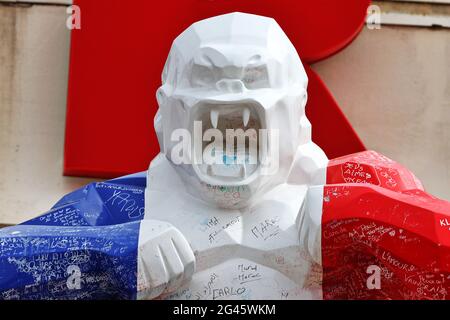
[155,13,310,208]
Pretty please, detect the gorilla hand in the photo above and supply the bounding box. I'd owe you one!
[137,220,196,299]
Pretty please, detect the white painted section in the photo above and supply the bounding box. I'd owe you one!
[144,154,322,300]
[142,13,327,299]
[299,186,324,265]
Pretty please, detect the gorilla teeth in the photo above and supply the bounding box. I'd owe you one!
[240,166,246,178]
[210,110,219,129]
[243,108,250,127]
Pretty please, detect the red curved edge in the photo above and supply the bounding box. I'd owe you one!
[306,3,370,63]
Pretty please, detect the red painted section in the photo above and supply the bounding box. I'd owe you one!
[327,150,424,192]
[323,151,450,299]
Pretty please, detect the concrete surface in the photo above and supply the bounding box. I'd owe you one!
[0,4,97,226]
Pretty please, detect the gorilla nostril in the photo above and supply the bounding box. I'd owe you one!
[230,80,245,93]
[216,79,245,93]
[248,54,262,65]
[215,79,227,91]
[301,93,308,109]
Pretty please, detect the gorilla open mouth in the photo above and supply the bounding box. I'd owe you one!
[192,102,266,184]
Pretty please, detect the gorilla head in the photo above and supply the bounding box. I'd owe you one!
[155,12,314,208]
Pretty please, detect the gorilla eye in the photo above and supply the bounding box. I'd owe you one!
[191,64,216,88]
[242,65,269,89]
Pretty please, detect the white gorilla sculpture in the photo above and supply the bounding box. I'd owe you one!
[137,12,328,300]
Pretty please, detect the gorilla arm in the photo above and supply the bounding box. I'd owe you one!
[0,220,195,300]
[300,150,450,299]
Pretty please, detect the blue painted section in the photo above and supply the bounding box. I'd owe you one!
[24,172,147,227]
[0,172,148,300]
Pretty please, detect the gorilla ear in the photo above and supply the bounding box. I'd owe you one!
[154,108,164,152]
[156,86,168,108]
[301,90,308,109]
[247,54,263,66]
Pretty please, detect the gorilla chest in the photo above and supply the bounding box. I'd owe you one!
[154,188,321,300]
